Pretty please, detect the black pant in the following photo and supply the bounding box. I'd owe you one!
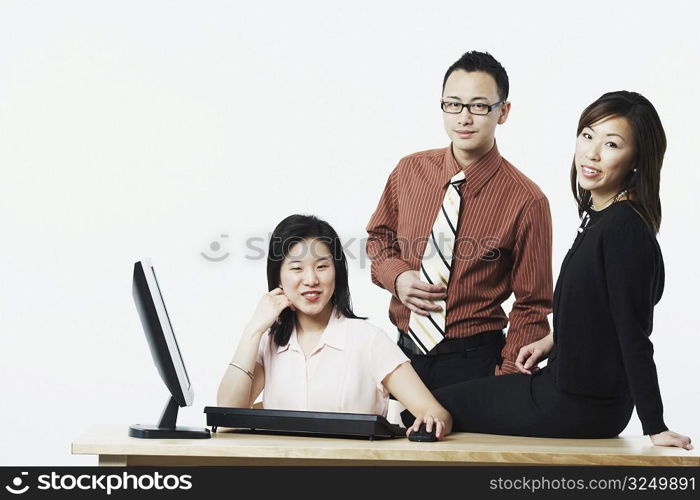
[399,331,504,427]
[432,364,635,438]
[399,331,505,391]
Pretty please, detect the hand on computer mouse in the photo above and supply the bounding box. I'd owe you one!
[408,423,437,442]
[406,415,449,441]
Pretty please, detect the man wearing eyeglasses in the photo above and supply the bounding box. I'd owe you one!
[366,51,552,393]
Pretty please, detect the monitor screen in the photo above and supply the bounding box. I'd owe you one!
[132,259,193,407]
[130,259,209,438]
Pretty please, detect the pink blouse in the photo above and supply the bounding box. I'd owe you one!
[256,309,409,416]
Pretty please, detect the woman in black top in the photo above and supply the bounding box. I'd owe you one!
[417,91,692,450]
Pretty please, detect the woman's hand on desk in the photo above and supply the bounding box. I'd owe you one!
[515,333,554,375]
[650,430,694,450]
[243,288,295,337]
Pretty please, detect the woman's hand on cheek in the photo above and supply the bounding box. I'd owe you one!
[279,286,296,311]
[244,288,295,336]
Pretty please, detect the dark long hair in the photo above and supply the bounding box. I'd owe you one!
[570,91,666,233]
[267,214,365,347]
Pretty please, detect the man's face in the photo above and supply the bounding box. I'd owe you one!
[441,70,510,160]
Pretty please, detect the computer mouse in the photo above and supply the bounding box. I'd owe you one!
[408,423,437,442]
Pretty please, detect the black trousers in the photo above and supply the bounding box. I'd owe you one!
[431,364,635,438]
[399,331,504,427]
[398,331,505,391]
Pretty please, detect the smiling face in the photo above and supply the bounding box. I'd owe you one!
[442,70,510,165]
[279,238,336,317]
[575,115,636,206]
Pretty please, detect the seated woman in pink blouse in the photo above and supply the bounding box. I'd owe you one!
[217,214,452,439]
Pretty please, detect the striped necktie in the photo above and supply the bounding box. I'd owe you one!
[407,170,466,354]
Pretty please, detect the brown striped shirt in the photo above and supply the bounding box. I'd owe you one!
[365,142,552,374]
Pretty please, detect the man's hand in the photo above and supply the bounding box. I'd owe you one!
[395,270,447,316]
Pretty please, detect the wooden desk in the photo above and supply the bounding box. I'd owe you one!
[71,425,699,467]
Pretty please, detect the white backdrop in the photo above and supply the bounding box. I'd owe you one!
[1,0,698,465]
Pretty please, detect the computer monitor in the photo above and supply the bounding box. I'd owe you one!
[129,259,210,439]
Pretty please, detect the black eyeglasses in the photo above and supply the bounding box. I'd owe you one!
[441,100,503,115]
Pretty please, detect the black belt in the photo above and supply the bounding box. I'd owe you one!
[397,329,505,356]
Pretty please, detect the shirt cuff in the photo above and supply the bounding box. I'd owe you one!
[496,359,519,376]
[642,421,669,436]
[376,258,414,297]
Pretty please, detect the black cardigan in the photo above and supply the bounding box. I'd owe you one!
[547,201,667,435]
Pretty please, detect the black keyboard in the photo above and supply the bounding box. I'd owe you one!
[204,406,406,440]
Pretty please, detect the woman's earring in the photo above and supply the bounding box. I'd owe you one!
[633,168,638,173]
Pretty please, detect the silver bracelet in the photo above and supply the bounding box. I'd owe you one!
[229,361,254,381]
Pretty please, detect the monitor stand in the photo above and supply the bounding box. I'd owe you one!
[129,396,211,439]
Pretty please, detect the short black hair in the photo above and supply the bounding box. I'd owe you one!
[266,214,365,347]
[442,51,509,101]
